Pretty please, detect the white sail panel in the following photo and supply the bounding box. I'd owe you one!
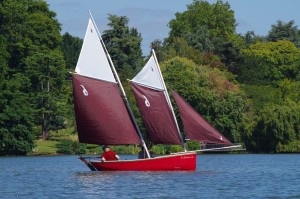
[131,55,164,90]
[75,19,116,83]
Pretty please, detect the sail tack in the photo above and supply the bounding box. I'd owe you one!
[171,90,233,145]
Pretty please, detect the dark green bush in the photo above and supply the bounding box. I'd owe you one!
[56,139,86,155]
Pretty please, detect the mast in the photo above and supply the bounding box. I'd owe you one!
[88,11,151,158]
[151,49,187,152]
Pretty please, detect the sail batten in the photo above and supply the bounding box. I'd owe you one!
[171,90,233,146]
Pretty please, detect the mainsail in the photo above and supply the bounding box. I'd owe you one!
[131,50,184,146]
[72,17,141,145]
[171,90,233,146]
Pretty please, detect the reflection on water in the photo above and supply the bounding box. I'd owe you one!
[1,154,300,198]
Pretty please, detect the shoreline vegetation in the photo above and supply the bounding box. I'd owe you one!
[1,0,300,156]
[32,140,247,156]
[30,128,247,156]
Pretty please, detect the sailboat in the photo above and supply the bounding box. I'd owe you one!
[72,13,196,171]
[73,13,239,171]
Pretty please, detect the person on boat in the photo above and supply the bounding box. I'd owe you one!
[101,145,120,161]
[138,146,155,159]
[138,146,147,159]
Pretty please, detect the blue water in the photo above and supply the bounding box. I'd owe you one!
[1,154,299,198]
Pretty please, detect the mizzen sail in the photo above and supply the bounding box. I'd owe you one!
[171,90,233,145]
[131,51,183,145]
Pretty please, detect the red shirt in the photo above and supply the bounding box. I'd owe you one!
[101,150,118,161]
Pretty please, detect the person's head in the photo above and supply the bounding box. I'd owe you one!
[102,145,110,152]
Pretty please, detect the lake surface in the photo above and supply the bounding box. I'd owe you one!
[1,154,299,198]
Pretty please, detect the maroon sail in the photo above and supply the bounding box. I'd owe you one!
[72,74,141,145]
[131,82,181,144]
[171,90,233,145]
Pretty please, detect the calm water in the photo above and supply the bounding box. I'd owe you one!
[1,154,299,198]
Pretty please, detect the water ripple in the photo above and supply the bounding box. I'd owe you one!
[1,154,299,198]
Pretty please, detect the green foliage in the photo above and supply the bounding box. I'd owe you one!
[243,31,266,48]
[0,77,36,155]
[112,145,140,155]
[156,37,205,65]
[267,20,300,47]
[0,0,67,141]
[0,0,61,72]
[56,139,87,155]
[169,0,236,41]
[276,140,300,153]
[61,32,82,71]
[164,0,243,72]
[242,85,282,110]
[24,49,67,139]
[240,40,300,83]
[0,35,36,155]
[102,14,144,81]
[212,35,243,72]
[242,100,300,153]
[161,57,247,142]
[166,0,242,70]
[34,139,58,154]
[186,141,201,150]
[278,79,300,101]
[151,145,182,154]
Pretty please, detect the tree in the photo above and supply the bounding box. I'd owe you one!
[267,20,300,47]
[167,0,242,70]
[0,16,36,155]
[242,100,300,153]
[183,26,214,53]
[102,14,144,80]
[25,49,66,139]
[240,40,300,83]
[156,37,205,65]
[0,0,61,74]
[161,57,247,142]
[169,0,236,41]
[61,32,82,71]
[0,0,67,142]
[0,94,36,156]
[243,31,266,47]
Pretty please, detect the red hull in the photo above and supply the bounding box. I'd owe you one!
[80,152,196,171]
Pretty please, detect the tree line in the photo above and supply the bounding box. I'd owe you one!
[0,0,299,155]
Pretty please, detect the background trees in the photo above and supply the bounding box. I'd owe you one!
[267,20,300,47]
[0,0,67,155]
[162,0,300,152]
[168,0,240,69]
[102,14,144,81]
[1,0,300,155]
[161,57,247,142]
